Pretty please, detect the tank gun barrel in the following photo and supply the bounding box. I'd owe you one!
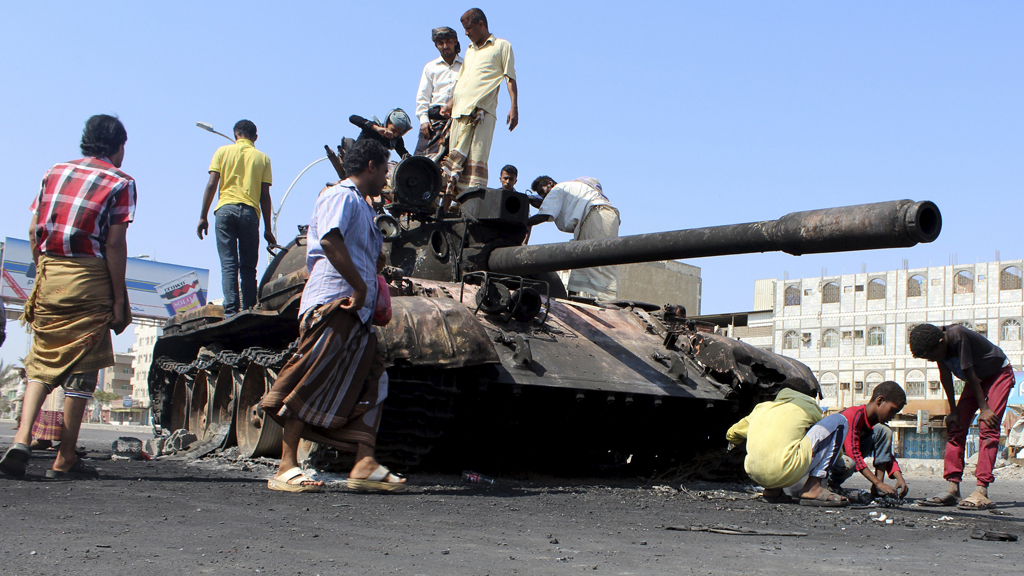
[488,199,941,276]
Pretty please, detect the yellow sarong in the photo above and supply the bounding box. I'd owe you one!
[23,255,115,386]
[443,109,496,194]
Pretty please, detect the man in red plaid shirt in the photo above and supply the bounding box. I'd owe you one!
[1,114,136,480]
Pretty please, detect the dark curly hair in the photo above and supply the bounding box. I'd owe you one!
[343,139,389,176]
[870,381,907,405]
[80,114,127,158]
[233,119,257,140]
[908,323,944,358]
[531,175,555,193]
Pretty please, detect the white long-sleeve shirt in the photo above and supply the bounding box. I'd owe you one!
[415,54,463,124]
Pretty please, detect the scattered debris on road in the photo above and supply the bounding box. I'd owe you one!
[666,524,807,537]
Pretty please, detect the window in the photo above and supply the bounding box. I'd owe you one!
[906,370,926,398]
[1001,266,1023,290]
[822,282,840,304]
[784,285,801,306]
[867,278,886,300]
[953,271,974,294]
[867,326,885,346]
[821,329,839,348]
[783,331,801,350]
[819,372,838,401]
[956,321,974,331]
[865,372,884,396]
[907,275,926,297]
[1001,319,1021,342]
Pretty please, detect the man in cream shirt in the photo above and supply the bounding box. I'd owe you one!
[415,26,463,156]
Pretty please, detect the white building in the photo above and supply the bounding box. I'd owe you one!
[751,260,1023,415]
[129,324,161,425]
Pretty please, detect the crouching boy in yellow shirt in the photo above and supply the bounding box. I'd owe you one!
[727,385,850,507]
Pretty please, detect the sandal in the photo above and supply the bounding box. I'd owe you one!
[45,457,100,480]
[347,464,406,492]
[958,494,996,511]
[919,492,959,507]
[763,491,795,504]
[0,443,31,478]
[268,467,323,493]
[799,489,849,507]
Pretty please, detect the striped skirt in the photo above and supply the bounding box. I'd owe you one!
[260,298,387,452]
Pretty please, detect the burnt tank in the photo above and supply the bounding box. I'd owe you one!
[149,156,942,474]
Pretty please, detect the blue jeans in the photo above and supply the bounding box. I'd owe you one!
[805,413,849,479]
[215,203,259,315]
[830,423,895,488]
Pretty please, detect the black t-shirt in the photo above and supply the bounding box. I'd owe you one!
[942,324,1009,380]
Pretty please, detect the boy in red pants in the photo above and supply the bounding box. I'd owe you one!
[910,324,1014,510]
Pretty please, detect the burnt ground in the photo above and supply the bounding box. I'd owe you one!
[1,425,1022,575]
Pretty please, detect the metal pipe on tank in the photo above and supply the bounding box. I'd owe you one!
[487,199,941,276]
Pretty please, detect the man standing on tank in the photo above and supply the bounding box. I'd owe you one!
[197,120,276,317]
[415,26,463,157]
[440,8,518,208]
[1,114,135,479]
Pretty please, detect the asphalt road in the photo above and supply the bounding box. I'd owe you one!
[1,427,1021,575]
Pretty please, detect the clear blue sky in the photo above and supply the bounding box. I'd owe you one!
[2,1,1022,364]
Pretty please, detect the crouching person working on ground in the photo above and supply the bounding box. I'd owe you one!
[726,384,849,506]
[910,323,1013,510]
[829,381,909,498]
[260,140,405,493]
[1,114,135,480]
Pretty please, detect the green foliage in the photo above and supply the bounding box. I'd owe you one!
[93,390,122,404]
[0,397,10,414]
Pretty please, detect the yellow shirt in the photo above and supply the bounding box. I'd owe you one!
[725,388,823,489]
[451,34,516,118]
[209,139,272,215]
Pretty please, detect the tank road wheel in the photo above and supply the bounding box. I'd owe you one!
[187,370,212,440]
[207,366,243,450]
[235,365,283,458]
[169,374,191,432]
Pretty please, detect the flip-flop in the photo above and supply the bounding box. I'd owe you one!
[0,443,31,478]
[347,464,406,492]
[958,497,996,511]
[799,489,849,507]
[919,492,959,507]
[45,457,100,480]
[268,467,323,493]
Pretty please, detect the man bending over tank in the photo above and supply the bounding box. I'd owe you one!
[910,323,1014,510]
[528,176,620,300]
[726,382,850,506]
[259,140,405,493]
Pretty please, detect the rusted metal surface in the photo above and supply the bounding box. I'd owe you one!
[488,200,941,276]
[377,295,500,368]
[685,332,821,399]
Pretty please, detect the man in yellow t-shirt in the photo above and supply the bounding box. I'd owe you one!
[196,120,275,316]
[439,8,518,207]
[727,386,851,506]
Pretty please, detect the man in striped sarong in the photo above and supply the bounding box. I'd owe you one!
[260,140,405,493]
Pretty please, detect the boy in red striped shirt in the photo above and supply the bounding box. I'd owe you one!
[829,381,909,498]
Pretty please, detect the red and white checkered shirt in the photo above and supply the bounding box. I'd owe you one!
[31,157,137,258]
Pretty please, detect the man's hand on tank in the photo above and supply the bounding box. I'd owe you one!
[197,218,209,240]
[507,107,519,131]
[440,104,452,118]
[419,123,430,137]
[264,229,277,246]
